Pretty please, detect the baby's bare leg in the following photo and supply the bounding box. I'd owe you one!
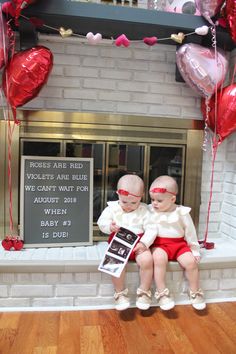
[177,252,199,292]
[152,247,168,291]
[136,249,153,291]
[112,268,126,292]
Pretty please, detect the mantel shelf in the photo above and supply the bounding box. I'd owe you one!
[0,0,235,51]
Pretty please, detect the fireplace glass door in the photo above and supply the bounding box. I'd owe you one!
[21,139,185,237]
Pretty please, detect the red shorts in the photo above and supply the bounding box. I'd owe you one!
[151,237,191,261]
[108,232,143,261]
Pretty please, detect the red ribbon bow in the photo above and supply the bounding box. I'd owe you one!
[117,189,141,198]
[150,188,176,196]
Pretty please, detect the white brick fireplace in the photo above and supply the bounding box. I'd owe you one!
[0,35,236,310]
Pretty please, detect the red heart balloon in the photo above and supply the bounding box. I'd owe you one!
[13,0,37,25]
[201,84,236,142]
[226,0,236,43]
[0,8,9,69]
[3,46,53,109]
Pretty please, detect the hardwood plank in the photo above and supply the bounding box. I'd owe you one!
[189,304,236,353]
[57,311,81,354]
[32,312,60,348]
[33,346,57,354]
[118,308,157,354]
[80,325,104,354]
[209,303,236,345]
[136,308,174,353]
[218,302,236,321]
[155,307,196,354]
[0,313,21,354]
[174,305,221,354]
[99,310,128,354]
[79,310,100,326]
[0,303,235,354]
[6,313,40,354]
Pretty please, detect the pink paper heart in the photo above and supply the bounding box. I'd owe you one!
[143,37,158,46]
[86,32,102,44]
[176,43,228,98]
[115,34,130,47]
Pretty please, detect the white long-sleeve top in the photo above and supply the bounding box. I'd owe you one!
[97,200,158,247]
[141,204,201,257]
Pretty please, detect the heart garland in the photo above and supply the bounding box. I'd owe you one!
[143,37,158,46]
[171,32,185,44]
[59,27,73,38]
[86,32,102,44]
[115,34,130,47]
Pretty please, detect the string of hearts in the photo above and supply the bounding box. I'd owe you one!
[20,14,211,46]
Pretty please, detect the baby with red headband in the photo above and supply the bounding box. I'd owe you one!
[97,174,157,311]
[146,175,206,311]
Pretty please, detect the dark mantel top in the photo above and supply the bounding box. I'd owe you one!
[0,0,235,51]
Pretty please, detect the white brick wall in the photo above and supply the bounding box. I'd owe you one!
[20,34,236,243]
[0,265,236,309]
[1,35,234,310]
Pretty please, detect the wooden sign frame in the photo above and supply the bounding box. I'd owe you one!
[20,156,93,247]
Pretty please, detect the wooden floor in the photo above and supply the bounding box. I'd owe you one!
[0,303,236,354]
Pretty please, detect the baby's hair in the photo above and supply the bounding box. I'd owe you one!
[150,175,178,195]
[117,174,144,195]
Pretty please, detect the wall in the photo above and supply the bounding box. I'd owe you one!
[21,34,236,242]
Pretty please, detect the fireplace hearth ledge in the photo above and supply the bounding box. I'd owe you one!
[0,236,236,271]
[0,236,236,310]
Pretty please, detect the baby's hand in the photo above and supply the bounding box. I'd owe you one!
[134,242,148,256]
[110,222,120,233]
[194,256,201,263]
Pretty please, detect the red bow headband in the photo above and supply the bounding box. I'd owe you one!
[150,187,176,196]
[117,189,141,198]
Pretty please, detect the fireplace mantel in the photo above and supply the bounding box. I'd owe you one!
[0,0,235,51]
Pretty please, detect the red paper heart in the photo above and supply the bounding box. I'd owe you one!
[143,37,158,46]
[1,238,13,251]
[201,84,236,142]
[13,239,24,251]
[115,34,130,47]
[3,46,53,109]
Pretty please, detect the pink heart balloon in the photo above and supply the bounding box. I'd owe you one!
[195,0,224,24]
[176,43,228,98]
[115,34,130,47]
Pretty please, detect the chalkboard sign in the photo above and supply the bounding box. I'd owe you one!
[20,156,93,247]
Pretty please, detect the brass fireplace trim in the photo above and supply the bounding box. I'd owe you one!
[0,110,203,239]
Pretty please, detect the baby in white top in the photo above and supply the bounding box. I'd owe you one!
[97,174,157,311]
[146,175,206,311]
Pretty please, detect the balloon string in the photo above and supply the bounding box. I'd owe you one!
[211,25,218,138]
[201,26,219,248]
[231,63,236,85]
[202,98,210,152]
[203,136,219,246]
[7,111,15,234]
